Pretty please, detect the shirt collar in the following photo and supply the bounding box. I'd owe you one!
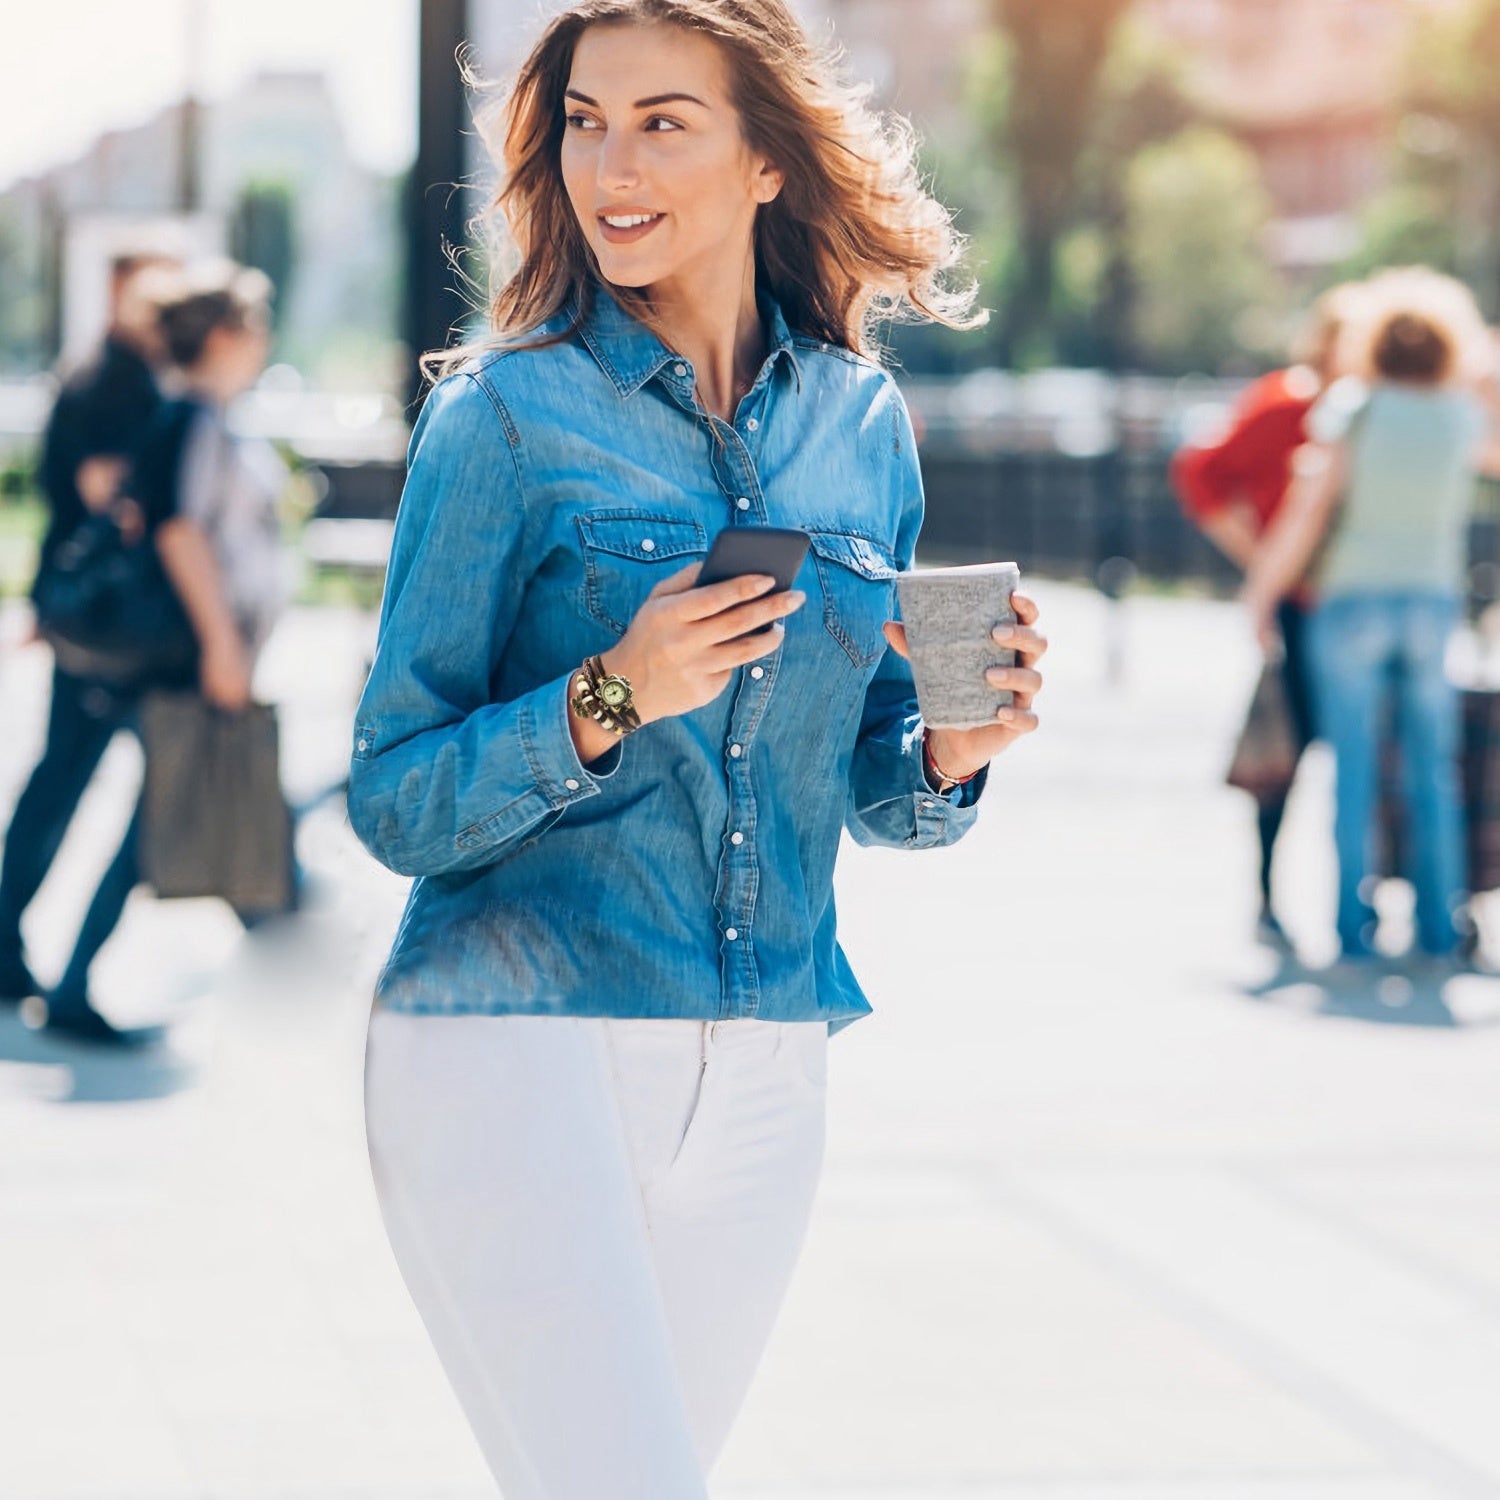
[574,281,803,399]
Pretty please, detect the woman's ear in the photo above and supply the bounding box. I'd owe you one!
[752,156,785,206]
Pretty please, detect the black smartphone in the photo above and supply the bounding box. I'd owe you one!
[696,526,811,593]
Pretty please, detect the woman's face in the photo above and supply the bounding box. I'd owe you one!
[560,22,783,297]
[201,316,270,397]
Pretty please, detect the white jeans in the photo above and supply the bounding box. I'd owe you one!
[363,1010,828,1499]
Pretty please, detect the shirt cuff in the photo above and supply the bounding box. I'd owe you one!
[910,728,987,843]
[517,671,624,809]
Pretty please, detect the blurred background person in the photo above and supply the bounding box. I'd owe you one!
[1244,267,1500,967]
[0,252,178,1010]
[40,261,289,1044]
[1171,283,1365,948]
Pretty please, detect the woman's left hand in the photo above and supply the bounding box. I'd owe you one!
[882,590,1047,782]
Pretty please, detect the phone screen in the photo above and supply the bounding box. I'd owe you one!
[697,527,811,593]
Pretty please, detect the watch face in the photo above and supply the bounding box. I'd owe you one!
[599,677,630,708]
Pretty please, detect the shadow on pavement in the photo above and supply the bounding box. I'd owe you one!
[1240,950,1500,1028]
[0,1008,198,1103]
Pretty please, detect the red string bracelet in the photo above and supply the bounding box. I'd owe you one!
[922,733,980,788]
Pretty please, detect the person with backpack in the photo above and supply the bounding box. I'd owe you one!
[35,262,288,1044]
[0,253,177,1021]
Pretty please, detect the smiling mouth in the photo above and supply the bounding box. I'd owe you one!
[600,212,664,229]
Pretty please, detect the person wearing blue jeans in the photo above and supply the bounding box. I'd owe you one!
[1245,267,1500,964]
[0,673,136,1003]
[1307,593,1464,957]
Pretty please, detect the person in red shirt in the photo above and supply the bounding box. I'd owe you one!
[1171,283,1364,946]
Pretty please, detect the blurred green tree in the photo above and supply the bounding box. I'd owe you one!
[230,178,296,334]
[1403,0,1500,312]
[987,0,1135,366]
[1124,125,1280,372]
[0,207,50,372]
[1063,18,1196,367]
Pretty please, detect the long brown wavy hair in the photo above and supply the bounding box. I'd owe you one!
[426,0,983,380]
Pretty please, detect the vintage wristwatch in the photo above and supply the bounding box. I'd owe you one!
[569,655,641,737]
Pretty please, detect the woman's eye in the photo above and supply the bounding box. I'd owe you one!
[644,116,684,133]
[565,113,601,131]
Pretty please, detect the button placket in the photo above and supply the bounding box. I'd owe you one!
[710,422,771,1014]
[717,700,760,1008]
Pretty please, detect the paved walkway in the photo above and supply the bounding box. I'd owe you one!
[2,585,1499,1499]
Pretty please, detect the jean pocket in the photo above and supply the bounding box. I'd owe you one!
[806,530,898,670]
[577,512,706,636]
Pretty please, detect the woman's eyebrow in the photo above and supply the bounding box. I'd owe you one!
[565,88,710,109]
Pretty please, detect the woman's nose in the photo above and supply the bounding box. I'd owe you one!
[597,131,642,191]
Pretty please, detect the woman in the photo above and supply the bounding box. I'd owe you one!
[350,2,1047,1494]
[41,261,288,1044]
[1171,283,1362,946]
[1245,267,1500,965]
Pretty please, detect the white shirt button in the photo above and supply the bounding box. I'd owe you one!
[729,743,743,759]
[725,928,740,942]
[674,363,687,377]
[730,831,744,846]
[921,799,935,809]
[565,779,580,792]
[735,496,751,511]
[746,417,759,431]
[640,538,655,552]
[356,738,368,753]
[749,666,765,680]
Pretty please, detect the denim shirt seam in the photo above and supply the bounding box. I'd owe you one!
[517,694,564,810]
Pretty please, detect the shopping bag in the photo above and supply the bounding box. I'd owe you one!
[1226,657,1305,805]
[138,691,294,913]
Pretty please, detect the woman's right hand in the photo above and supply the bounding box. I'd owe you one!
[200,634,254,712]
[602,563,805,725]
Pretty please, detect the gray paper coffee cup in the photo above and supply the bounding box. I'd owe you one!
[895,561,1021,730]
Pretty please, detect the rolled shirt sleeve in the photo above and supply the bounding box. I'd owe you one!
[844,383,986,850]
[347,372,620,878]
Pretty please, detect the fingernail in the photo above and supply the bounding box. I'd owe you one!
[996,707,1016,723]
[985,668,1007,686]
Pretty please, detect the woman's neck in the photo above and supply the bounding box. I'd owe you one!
[648,254,765,422]
[181,371,232,408]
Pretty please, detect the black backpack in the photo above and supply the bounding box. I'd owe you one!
[31,399,201,688]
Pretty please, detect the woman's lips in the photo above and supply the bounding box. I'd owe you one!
[598,213,665,245]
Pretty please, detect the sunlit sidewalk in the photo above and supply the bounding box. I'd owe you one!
[2,586,1499,1500]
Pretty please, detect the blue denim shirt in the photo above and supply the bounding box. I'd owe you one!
[347,288,987,1030]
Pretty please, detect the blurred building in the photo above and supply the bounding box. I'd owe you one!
[810,0,1470,274]
[1139,0,1472,271]
[797,0,987,137]
[802,0,1470,276]
[0,70,400,382]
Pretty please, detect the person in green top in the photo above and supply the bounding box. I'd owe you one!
[1245,267,1500,965]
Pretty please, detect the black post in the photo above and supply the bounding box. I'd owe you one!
[404,0,473,414]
